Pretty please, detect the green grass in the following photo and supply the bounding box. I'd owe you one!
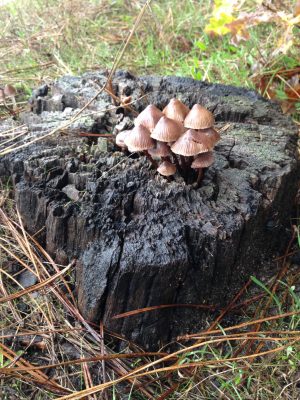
[0,0,298,90]
[166,275,300,400]
[1,0,299,122]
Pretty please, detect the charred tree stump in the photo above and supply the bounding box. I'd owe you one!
[0,70,299,349]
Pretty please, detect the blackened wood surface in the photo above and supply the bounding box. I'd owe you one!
[0,70,298,349]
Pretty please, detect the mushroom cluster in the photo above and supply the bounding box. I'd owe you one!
[115,99,220,185]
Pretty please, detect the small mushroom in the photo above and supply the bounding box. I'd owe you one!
[134,104,163,132]
[189,127,220,148]
[124,125,154,151]
[184,104,214,130]
[163,98,189,124]
[124,125,157,167]
[171,130,211,156]
[191,151,214,169]
[4,84,17,111]
[191,151,214,186]
[151,116,184,143]
[157,160,176,178]
[148,141,171,160]
[171,129,211,175]
[115,130,131,150]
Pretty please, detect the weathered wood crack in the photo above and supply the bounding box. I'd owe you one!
[0,70,299,349]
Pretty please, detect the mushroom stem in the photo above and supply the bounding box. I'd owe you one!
[143,150,158,168]
[11,96,17,111]
[179,155,190,180]
[162,155,171,163]
[186,156,194,168]
[196,168,204,187]
[2,99,8,109]
[185,156,194,183]
[180,155,187,170]
[172,153,182,173]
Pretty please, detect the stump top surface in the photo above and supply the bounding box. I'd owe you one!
[0,71,298,348]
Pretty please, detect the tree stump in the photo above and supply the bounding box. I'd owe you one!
[0,70,298,349]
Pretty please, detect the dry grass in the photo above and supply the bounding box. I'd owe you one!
[1,0,299,122]
[0,1,298,84]
[0,196,299,399]
[0,0,204,83]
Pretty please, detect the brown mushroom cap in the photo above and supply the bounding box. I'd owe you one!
[4,84,16,97]
[189,127,220,148]
[171,129,211,156]
[115,130,131,148]
[151,116,184,142]
[184,104,214,130]
[191,152,214,169]
[124,125,155,152]
[134,104,163,132]
[163,98,189,123]
[157,160,176,176]
[148,141,170,158]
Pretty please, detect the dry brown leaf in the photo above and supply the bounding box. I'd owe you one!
[171,35,192,52]
[284,74,300,100]
[295,0,300,17]
[254,76,277,99]
[280,100,297,114]
[285,82,300,101]
[224,8,299,53]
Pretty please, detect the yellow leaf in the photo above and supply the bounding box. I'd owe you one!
[204,0,239,36]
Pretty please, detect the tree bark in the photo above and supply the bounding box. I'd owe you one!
[0,70,298,349]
